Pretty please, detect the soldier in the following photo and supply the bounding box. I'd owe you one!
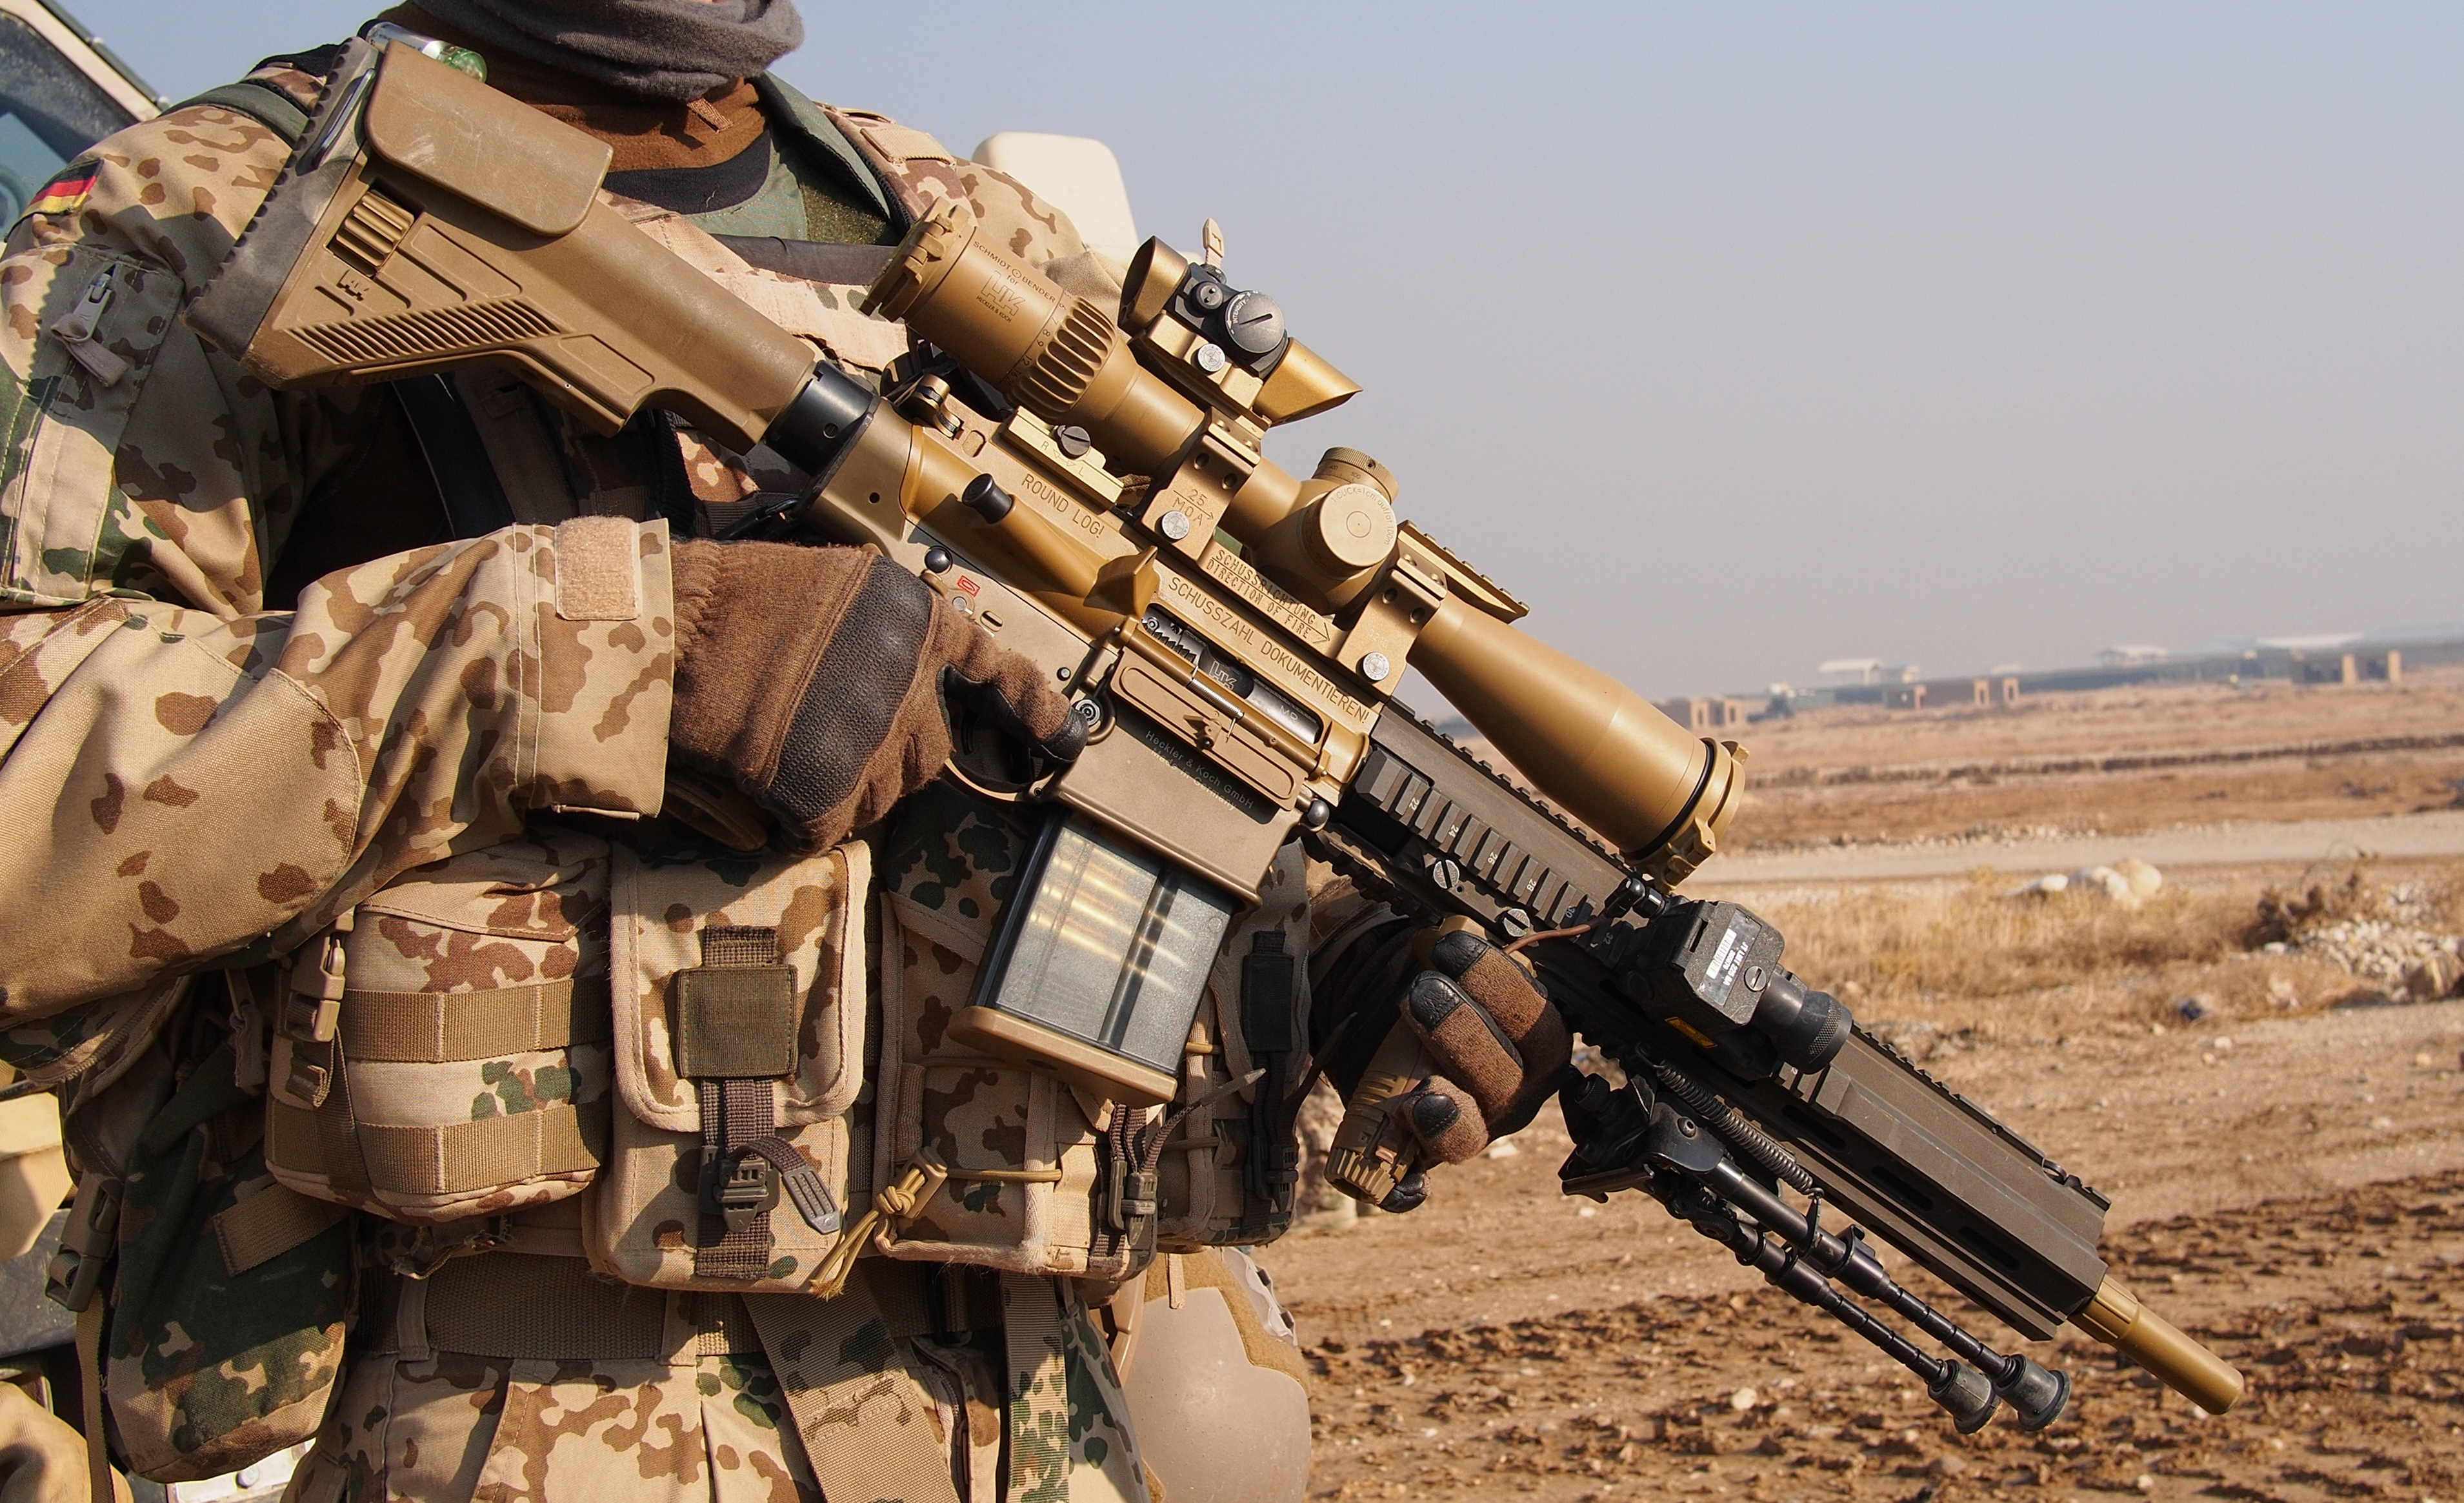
[0,3,1572,1500]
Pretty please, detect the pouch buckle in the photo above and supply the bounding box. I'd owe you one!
[44,1175,123,1313]
[281,931,348,1044]
[714,1152,779,1235]
[270,1034,336,1109]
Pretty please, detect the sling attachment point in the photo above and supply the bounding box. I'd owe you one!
[1240,930,1301,1238]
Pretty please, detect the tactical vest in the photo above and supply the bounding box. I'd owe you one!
[49,61,1316,1488]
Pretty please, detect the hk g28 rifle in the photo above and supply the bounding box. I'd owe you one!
[187,34,2243,1435]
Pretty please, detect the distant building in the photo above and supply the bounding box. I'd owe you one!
[1816,658,1884,685]
[1654,696,1748,732]
[2096,645,2169,667]
[1816,659,1920,685]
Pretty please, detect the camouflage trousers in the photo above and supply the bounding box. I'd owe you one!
[286,1255,1147,1503]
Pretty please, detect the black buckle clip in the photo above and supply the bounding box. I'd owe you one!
[45,1176,123,1313]
[715,1153,778,1234]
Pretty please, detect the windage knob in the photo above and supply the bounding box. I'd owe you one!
[1223,290,1286,355]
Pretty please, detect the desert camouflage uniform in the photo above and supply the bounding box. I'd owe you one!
[0,48,1242,1503]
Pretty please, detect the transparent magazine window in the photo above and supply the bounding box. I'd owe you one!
[0,14,132,224]
[977,818,1236,1074]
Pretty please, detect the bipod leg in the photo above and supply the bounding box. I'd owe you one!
[1702,1160,2070,1430]
[1655,1179,2001,1434]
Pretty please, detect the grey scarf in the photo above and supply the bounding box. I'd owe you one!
[413,0,803,99]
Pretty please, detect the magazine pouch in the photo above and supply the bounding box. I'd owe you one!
[588,840,868,1291]
[871,787,1128,1279]
[263,831,614,1222]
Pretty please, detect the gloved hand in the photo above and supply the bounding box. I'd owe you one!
[667,540,1084,849]
[1319,920,1575,1211]
[1391,929,1573,1164]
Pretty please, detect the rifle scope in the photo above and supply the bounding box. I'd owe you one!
[863,212,1742,869]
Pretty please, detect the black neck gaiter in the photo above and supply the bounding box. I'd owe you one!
[408,0,803,100]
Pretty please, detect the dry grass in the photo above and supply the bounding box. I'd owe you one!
[1762,874,2248,999]
[1736,860,2464,1041]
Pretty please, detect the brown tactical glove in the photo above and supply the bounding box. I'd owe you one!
[1394,930,1574,1165]
[668,540,1084,849]
[1319,918,1576,1211]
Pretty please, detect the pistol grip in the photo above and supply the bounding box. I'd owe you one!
[1325,1018,1429,1210]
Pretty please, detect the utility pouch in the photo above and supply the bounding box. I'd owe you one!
[872,789,1127,1279]
[586,840,868,1291]
[1152,844,1315,1249]
[263,831,614,1222]
[872,788,1319,1280]
[81,1036,352,1482]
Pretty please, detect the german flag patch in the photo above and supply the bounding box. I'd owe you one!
[25,165,97,217]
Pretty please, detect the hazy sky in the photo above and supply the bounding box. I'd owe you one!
[66,2,2464,698]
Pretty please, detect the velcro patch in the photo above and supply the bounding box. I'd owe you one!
[674,964,799,1079]
[861,124,953,164]
[554,514,642,620]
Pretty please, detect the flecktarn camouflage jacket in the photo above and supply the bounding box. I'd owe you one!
[0,46,1311,1503]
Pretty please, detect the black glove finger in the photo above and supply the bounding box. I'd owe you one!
[1508,1004,1573,1105]
[939,665,1087,792]
[1427,930,1553,1040]
[1402,973,1526,1120]
[1400,1076,1491,1166]
[1379,1169,1429,1215]
[934,609,1086,761]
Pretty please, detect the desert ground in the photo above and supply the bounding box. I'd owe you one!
[1721,669,2464,855]
[1270,669,2464,1500]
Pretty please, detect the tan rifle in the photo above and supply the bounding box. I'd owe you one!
[188,35,2242,1429]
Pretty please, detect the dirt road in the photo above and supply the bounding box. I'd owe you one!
[1690,811,2464,885]
[1267,1000,2464,1500]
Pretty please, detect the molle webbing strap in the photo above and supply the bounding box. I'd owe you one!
[684,926,800,1281]
[339,977,599,1062]
[77,1299,110,1503]
[1002,1274,1073,1503]
[743,1272,963,1503]
[423,1253,668,1360]
[272,1094,606,1196]
[696,1079,779,1279]
[356,1100,609,1193]
[690,1291,765,1358]
[281,974,608,1198]
[313,1045,372,1200]
[212,1184,348,1276]
[1095,1105,1150,1266]
[734,1133,841,1235]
